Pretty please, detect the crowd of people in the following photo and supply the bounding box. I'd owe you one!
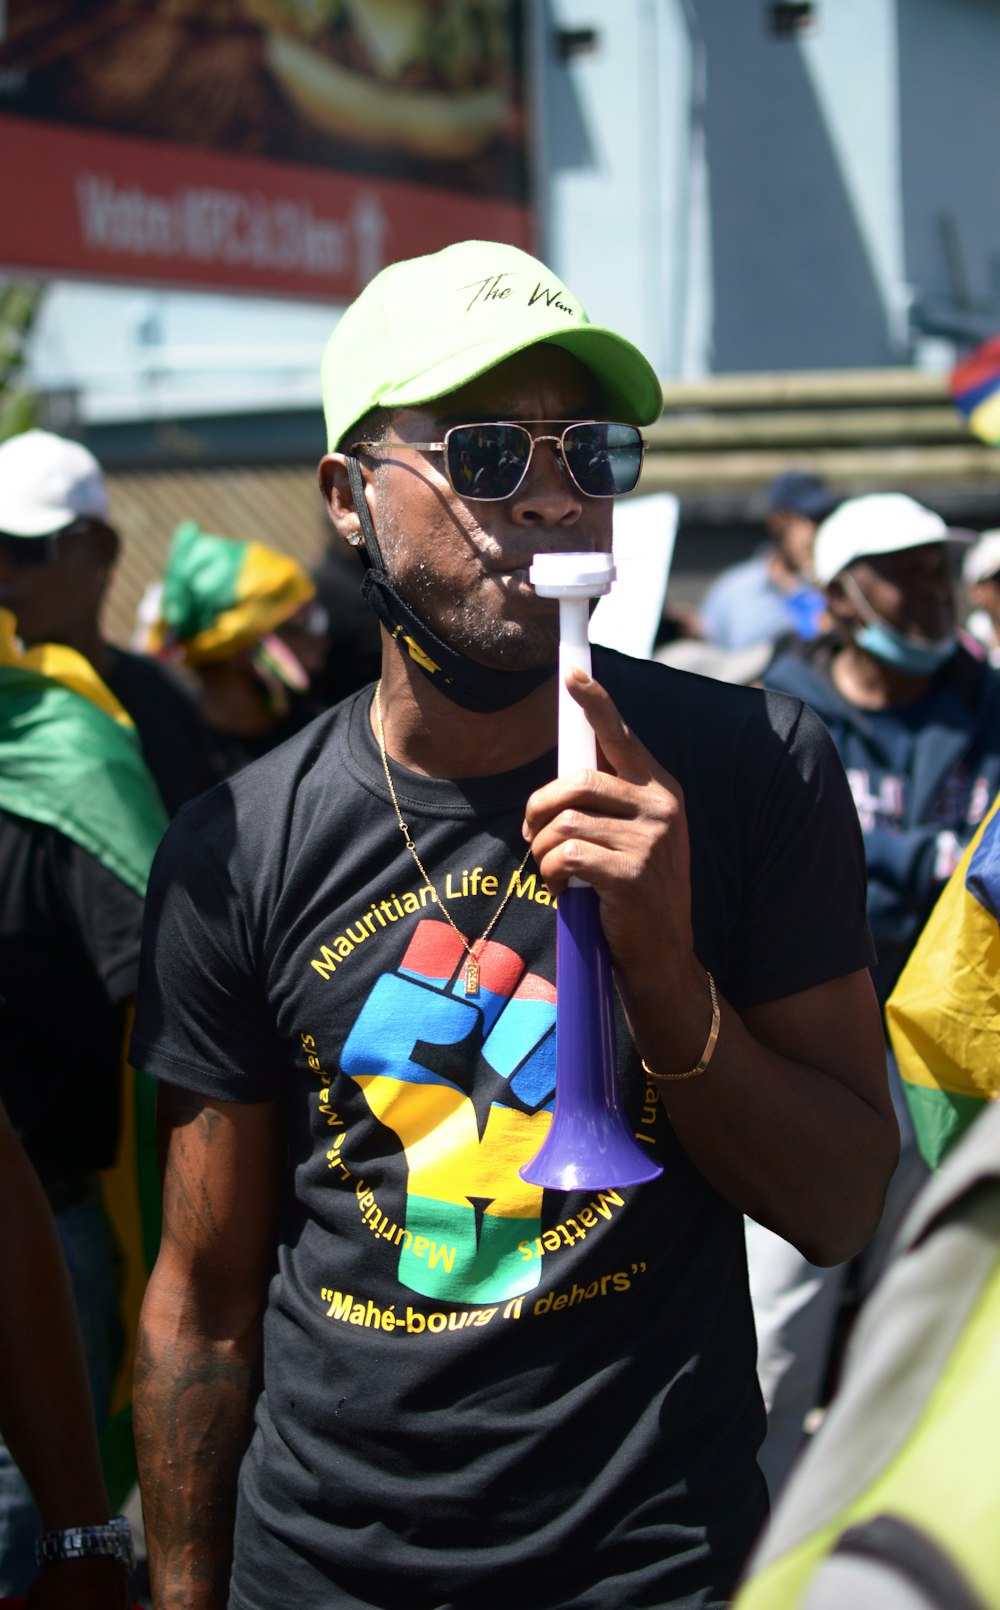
[0,237,997,1610]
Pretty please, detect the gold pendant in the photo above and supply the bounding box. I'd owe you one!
[465,958,480,996]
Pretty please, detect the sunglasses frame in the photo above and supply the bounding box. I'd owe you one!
[351,419,647,502]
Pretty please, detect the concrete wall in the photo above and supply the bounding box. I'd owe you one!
[534,0,1000,376]
[897,0,1000,344]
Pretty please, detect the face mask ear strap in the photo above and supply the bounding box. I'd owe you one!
[345,451,557,711]
[839,567,882,628]
[345,455,386,573]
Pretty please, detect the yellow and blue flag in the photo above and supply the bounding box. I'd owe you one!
[887,793,1000,1168]
[950,331,1000,444]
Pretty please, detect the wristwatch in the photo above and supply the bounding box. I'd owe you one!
[35,1513,135,1572]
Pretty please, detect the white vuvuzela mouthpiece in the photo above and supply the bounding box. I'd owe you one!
[529,550,616,598]
[529,551,617,802]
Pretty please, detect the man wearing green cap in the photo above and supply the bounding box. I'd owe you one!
[131,241,896,1610]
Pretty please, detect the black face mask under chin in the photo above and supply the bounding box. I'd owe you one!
[346,456,557,714]
[360,563,557,712]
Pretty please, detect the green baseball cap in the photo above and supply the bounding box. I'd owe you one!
[321,239,664,452]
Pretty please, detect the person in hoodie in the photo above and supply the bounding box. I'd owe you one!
[747,491,1000,1502]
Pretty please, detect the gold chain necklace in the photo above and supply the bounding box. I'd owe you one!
[374,680,533,996]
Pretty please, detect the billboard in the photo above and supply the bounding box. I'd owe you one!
[0,0,533,300]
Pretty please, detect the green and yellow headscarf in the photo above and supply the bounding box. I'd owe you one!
[149,519,316,665]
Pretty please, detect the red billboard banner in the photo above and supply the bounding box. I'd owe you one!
[0,0,533,300]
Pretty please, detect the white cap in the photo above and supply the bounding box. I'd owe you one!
[0,429,108,538]
[963,529,1000,588]
[813,493,948,586]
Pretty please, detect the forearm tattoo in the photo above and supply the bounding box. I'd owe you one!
[136,1091,266,1609]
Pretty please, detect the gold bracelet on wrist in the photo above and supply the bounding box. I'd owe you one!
[642,971,720,1083]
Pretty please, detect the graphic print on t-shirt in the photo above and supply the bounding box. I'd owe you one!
[337,918,558,1305]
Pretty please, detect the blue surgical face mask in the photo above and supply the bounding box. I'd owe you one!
[854,620,957,675]
[841,568,957,676]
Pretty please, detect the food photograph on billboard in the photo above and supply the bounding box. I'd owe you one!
[0,0,533,299]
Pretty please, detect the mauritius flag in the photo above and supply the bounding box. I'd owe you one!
[950,332,1000,445]
[887,793,1000,1169]
[0,608,168,1504]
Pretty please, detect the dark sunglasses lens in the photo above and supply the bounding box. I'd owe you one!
[563,423,644,496]
[445,424,530,500]
[0,533,58,566]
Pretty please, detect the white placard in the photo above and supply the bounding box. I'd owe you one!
[589,492,679,659]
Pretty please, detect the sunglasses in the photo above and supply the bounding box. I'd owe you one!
[352,420,646,502]
[0,531,63,566]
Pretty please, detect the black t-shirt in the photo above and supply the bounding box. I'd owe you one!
[131,648,874,1610]
[104,645,217,815]
[198,693,331,788]
[0,811,144,1183]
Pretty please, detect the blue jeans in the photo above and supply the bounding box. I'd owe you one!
[0,1178,124,1594]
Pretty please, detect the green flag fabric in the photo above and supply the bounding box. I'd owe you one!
[0,611,167,885]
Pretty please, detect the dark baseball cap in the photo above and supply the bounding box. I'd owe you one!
[768,471,837,520]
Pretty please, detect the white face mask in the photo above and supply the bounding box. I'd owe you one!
[839,570,957,676]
